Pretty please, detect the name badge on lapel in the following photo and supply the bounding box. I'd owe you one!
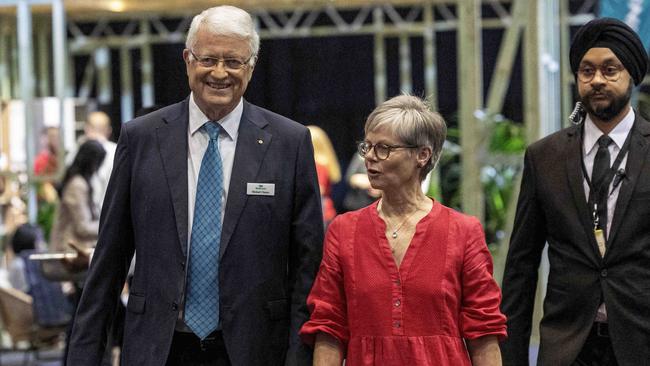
[594,229,606,257]
[247,183,275,196]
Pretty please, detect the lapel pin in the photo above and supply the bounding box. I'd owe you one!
[257,139,264,144]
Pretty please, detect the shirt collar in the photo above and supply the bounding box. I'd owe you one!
[188,93,242,141]
[583,108,635,155]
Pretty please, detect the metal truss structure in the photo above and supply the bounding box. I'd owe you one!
[2,1,598,120]
[0,0,602,224]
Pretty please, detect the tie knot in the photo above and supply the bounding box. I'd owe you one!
[597,135,612,148]
[203,122,221,140]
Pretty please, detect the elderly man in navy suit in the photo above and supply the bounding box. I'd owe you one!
[67,5,324,365]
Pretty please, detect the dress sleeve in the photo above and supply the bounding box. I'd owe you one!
[299,215,349,349]
[459,217,507,341]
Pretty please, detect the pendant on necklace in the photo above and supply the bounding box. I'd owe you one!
[392,231,398,239]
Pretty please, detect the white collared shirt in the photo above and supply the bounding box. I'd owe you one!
[582,107,634,323]
[187,94,242,246]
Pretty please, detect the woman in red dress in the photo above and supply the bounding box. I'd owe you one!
[300,95,506,365]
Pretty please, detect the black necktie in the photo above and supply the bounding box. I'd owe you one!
[590,135,612,235]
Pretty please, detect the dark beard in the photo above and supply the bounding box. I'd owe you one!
[580,83,632,122]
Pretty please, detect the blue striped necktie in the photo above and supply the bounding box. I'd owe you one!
[185,121,223,339]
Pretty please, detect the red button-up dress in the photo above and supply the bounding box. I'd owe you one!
[300,200,507,365]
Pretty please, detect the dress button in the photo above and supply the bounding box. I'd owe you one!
[393,321,400,328]
[172,302,179,311]
[394,299,401,307]
[394,279,401,286]
[600,269,608,277]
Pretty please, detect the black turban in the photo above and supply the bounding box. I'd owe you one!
[570,17,648,85]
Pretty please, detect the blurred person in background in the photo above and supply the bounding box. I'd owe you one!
[308,125,341,226]
[50,140,106,253]
[5,223,44,292]
[51,139,105,366]
[300,95,506,365]
[84,111,117,210]
[34,126,60,176]
[34,126,61,239]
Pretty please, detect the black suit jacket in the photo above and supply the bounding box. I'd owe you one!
[500,113,650,366]
[67,98,324,365]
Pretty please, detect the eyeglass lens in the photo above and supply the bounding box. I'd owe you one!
[578,64,622,82]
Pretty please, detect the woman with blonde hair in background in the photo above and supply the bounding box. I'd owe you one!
[308,125,341,226]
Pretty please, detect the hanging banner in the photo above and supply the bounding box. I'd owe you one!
[600,0,650,52]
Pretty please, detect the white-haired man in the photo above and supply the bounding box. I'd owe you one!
[85,111,117,209]
[67,6,324,365]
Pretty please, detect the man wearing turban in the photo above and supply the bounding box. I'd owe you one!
[501,17,650,366]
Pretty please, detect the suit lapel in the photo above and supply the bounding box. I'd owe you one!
[156,99,190,257]
[566,124,602,260]
[607,116,650,249]
[220,102,272,259]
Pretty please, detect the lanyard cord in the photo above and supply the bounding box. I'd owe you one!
[579,122,633,204]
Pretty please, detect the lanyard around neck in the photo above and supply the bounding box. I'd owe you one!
[579,123,633,204]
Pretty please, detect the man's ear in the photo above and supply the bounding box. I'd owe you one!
[182,49,191,65]
[247,58,257,81]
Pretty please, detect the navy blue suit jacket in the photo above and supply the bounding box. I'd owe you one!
[67,98,324,365]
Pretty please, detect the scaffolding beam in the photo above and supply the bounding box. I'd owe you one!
[457,0,484,220]
[0,20,11,100]
[485,0,527,118]
[17,0,37,222]
[140,19,155,108]
[120,47,134,123]
[373,7,386,105]
[36,18,50,97]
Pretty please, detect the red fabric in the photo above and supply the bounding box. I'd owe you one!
[33,151,57,176]
[315,163,336,222]
[300,200,507,365]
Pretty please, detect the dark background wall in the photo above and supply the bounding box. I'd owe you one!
[79,30,525,210]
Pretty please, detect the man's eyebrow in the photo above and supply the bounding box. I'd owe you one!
[580,57,621,65]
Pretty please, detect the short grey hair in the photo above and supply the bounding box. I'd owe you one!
[186,6,260,66]
[364,94,447,181]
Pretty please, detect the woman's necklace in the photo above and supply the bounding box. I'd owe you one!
[379,200,422,239]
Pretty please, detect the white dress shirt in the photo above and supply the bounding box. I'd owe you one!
[582,107,634,323]
[91,139,117,210]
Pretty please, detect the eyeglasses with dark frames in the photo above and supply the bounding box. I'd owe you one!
[189,49,255,71]
[357,141,418,161]
[577,63,624,83]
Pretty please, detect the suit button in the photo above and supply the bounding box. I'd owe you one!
[172,302,179,311]
[600,269,608,278]
[180,262,185,269]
